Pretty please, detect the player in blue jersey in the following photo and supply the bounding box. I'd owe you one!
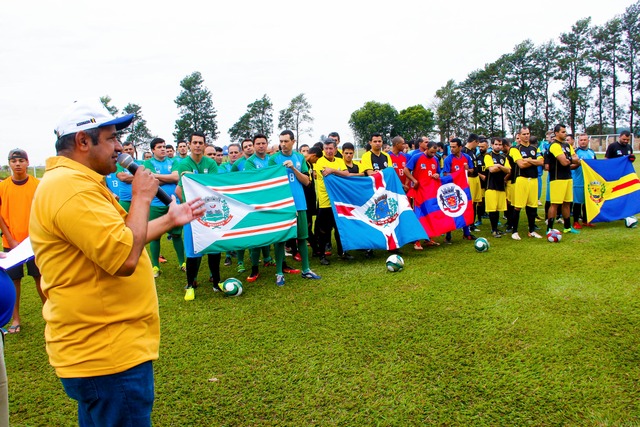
[243,134,276,282]
[143,138,185,277]
[115,142,138,211]
[268,130,321,285]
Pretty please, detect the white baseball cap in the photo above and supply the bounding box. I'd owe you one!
[54,99,135,138]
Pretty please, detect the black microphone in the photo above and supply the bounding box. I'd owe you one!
[117,153,173,206]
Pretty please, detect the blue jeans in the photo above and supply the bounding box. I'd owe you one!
[60,361,154,427]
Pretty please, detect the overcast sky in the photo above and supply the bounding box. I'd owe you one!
[0,0,634,165]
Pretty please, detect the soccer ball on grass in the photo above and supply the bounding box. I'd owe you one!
[219,278,243,296]
[474,237,490,252]
[547,229,563,243]
[386,254,404,272]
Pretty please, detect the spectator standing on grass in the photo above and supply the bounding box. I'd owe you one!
[29,99,205,426]
[143,138,186,277]
[173,131,221,301]
[0,148,45,334]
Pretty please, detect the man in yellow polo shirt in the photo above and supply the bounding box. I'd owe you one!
[29,99,205,427]
[313,138,351,265]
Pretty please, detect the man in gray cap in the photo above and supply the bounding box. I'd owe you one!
[29,99,205,427]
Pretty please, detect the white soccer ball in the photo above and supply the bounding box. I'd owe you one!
[220,278,243,296]
[386,254,404,272]
[547,229,563,243]
[474,237,490,252]
[625,217,638,228]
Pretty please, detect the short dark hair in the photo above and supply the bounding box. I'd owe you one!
[55,128,101,154]
[189,132,206,143]
[467,133,479,143]
[313,142,324,150]
[280,130,295,140]
[215,146,223,153]
[370,133,382,141]
[342,142,355,151]
[309,146,323,157]
[620,130,631,137]
[150,137,165,150]
[165,144,174,150]
[328,132,340,141]
[450,138,462,147]
[299,144,309,150]
[426,141,437,150]
[228,143,241,152]
[553,124,566,133]
[253,134,268,143]
[324,138,337,147]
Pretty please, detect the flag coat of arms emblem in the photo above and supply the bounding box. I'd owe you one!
[407,170,474,237]
[324,168,427,251]
[182,166,298,254]
[582,157,640,223]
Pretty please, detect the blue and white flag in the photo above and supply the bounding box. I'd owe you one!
[324,168,427,251]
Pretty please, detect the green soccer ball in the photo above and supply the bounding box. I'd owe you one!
[474,237,490,252]
[220,278,243,296]
[386,254,404,272]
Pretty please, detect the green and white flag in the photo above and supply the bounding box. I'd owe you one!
[182,165,298,254]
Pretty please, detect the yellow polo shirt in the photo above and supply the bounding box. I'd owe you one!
[314,156,347,208]
[29,156,159,378]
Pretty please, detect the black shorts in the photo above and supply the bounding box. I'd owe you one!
[3,248,40,281]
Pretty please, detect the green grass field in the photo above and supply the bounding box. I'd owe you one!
[6,208,640,426]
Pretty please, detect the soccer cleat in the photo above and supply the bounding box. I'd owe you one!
[511,232,521,241]
[159,255,167,264]
[505,226,513,233]
[563,227,580,234]
[319,257,330,265]
[465,234,477,240]
[263,259,276,267]
[492,231,502,238]
[301,270,321,280]
[153,266,161,278]
[224,256,232,266]
[237,263,246,273]
[474,220,483,227]
[528,231,543,239]
[340,252,355,261]
[179,262,186,272]
[283,266,301,274]
[247,272,260,282]
[573,222,582,230]
[275,274,285,287]
[184,287,195,301]
[583,222,595,227]
[470,225,481,232]
[414,241,424,250]
[213,283,221,292]
[293,253,302,262]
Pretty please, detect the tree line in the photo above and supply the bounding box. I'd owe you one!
[102,1,640,152]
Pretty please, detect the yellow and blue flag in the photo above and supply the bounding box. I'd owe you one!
[582,157,640,223]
